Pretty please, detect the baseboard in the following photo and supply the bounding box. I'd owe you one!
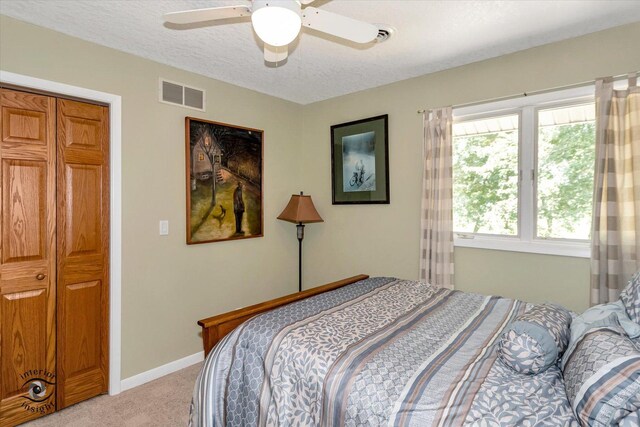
[119,351,204,392]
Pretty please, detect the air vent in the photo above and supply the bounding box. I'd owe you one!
[159,79,205,111]
[374,25,395,43]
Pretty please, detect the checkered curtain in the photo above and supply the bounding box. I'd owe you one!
[591,74,640,304]
[420,107,454,289]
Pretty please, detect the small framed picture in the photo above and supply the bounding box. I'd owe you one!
[186,117,263,244]
[331,114,389,204]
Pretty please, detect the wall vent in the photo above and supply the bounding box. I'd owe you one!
[159,78,205,111]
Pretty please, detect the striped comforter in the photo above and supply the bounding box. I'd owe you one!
[190,277,578,426]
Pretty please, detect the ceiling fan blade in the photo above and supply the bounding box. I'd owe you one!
[264,44,288,63]
[163,6,250,24]
[300,0,315,4]
[302,7,378,44]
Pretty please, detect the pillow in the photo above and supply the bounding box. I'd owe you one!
[498,304,572,374]
[561,301,640,371]
[619,408,640,427]
[620,270,640,324]
[580,300,640,339]
[562,317,640,426]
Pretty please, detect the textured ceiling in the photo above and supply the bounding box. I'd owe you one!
[1,1,639,104]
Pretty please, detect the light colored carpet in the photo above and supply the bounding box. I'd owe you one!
[23,362,202,427]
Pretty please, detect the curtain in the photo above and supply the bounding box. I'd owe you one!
[591,74,640,304]
[420,107,454,288]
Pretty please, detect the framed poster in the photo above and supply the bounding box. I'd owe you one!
[186,117,263,244]
[331,114,389,204]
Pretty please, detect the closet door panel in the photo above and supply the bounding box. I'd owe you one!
[2,108,46,146]
[0,89,57,426]
[64,164,102,257]
[63,281,101,374]
[58,279,105,405]
[56,99,109,409]
[2,159,47,263]
[1,289,47,394]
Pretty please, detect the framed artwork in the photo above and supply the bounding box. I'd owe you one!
[186,117,263,244]
[331,114,389,204]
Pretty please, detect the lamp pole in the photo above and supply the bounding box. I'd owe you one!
[297,222,304,292]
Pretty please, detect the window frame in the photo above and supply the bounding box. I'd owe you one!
[533,99,596,244]
[452,85,595,258]
[452,109,522,239]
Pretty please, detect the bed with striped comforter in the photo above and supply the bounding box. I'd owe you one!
[190,277,578,426]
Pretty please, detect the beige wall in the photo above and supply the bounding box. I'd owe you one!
[455,248,590,311]
[2,14,639,379]
[0,15,304,378]
[299,22,640,314]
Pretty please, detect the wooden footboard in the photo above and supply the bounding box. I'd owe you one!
[198,274,369,356]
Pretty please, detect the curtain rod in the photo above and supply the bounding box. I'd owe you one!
[416,72,635,114]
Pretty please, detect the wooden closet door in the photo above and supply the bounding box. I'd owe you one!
[56,99,109,409]
[0,89,57,425]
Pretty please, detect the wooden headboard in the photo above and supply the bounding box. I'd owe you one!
[197,274,369,356]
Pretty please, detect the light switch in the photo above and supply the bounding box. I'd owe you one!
[159,220,169,236]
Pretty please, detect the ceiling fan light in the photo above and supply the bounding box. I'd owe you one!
[252,1,301,47]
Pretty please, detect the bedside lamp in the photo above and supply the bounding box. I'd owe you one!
[277,192,323,292]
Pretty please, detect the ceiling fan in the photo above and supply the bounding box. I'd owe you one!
[163,0,386,63]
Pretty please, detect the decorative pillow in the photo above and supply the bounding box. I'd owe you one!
[619,408,640,427]
[562,319,640,426]
[498,304,572,374]
[620,270,640,324]
[561,301,640,372]
[580,300,640,338]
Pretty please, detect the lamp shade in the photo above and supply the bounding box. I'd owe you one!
[277,193,323,224]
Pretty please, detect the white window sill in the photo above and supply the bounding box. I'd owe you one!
[454,235,590,258]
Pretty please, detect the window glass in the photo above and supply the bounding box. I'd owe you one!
[536,103,595,240]
[453,114,519,235]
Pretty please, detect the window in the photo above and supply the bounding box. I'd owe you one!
[453,114,519,236]
[452,86,596,257]
[536,103,595,240]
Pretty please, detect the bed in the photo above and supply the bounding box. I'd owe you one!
[190,275,640,426]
